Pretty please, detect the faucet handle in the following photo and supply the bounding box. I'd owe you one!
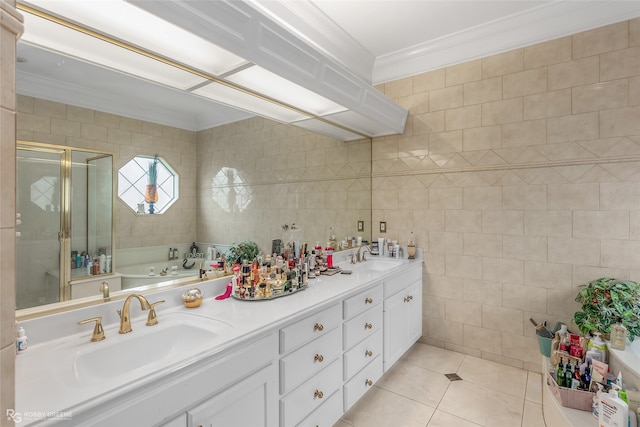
[146,300,165,326]
[78,317,106,342]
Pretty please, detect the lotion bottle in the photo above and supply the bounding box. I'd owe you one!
[16,327,27,353]
[599,386,628,427]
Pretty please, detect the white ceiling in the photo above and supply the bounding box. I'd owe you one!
[16,0,640,136]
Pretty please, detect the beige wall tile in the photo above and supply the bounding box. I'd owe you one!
[502,283,547,312]
[445,254,482,279]
[501,333,540,365]
[446,299,482,326]
[600,181,640,210]
[398,92,429,114]
[482,257,524,285]
[463,232,502,258]
[572,21,628,59]
[502,119,546,148]
[630,76,640,106]
[601,239,640,268]
[429,231,463,255]
[547,183,599,210]
[573,265,630,287]
[464,76,502,105]
[524,89,571,120]
[445,105,481,131]
[502,235,547,262]
[572,79,629,113]
[600,46,640,81]
[503,68,547,99]
[446,59,482,86]
[524,210,572,237]
[429,187,463,209]
[464,279,503,305]
[445,210,482,232]
[429,317,464,344]
[427,275,464,299]
[385,76,413,98]
[573,210,629,239]
[483,305,523,334]
[523,36,572,70]
[482,98,523,126]
[524,261,573,289]
[548,56,599,91]
[503,185,547,210]
[547,288,581,317]
[631,17,640,47]
[413,111,445,135]
[548,237,600,266]
[429,85,463,111]
[547,112,599,144]
[414,68,446,93]
[463,186,502,209]
[600,106,640,138]
[463,126,501,151]
[463,324,501,353]
[482,210,523,235]
[429,131,462,154]
[482,49,523,78]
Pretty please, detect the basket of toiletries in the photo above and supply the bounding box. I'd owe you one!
[547,372,595,411]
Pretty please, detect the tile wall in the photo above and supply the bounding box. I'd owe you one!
[16,95,198,250]
[1,1,22,425]
[374,18,640,372]
[196,117,371,253]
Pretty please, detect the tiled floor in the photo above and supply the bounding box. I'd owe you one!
[335,343,546,427]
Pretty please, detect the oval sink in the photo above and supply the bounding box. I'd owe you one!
[55,312,233,384]
[354,258,404,273]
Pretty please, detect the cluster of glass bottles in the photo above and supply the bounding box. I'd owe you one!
[555,356,592,390]
[71,250,111,275]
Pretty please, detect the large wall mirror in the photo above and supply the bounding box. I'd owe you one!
[15,9,372,315]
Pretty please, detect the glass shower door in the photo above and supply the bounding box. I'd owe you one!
[16,148,65,309]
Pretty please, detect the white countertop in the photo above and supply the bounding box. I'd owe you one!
[16,253,421,424]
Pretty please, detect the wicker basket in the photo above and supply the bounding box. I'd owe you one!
[546,372,595,411]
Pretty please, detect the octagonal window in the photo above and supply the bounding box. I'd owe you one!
[118,155,178,214]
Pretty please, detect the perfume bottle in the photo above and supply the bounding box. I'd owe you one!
[407,231,416,259]
[610,317,627,351]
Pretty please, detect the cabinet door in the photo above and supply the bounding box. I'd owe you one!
[187,364,276,427]
[406,280,423,345]
[383,290,409,372]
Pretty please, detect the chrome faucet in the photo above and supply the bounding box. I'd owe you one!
[356,245,371,263]
[117,294,150,334]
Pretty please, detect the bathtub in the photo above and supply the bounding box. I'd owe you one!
[117,260,215,290]
[608,336,640,391]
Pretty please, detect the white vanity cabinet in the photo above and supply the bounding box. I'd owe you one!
[278,303,343,427]
[87,334,279,427]
[383,267,422,372]
[342,283,384,411]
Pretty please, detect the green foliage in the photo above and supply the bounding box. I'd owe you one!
[573,278,640,341]
[147,155,159,185]
[228,241,259,263]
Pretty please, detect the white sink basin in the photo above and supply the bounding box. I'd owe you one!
[54,311,233,384]
[352,258,404,273]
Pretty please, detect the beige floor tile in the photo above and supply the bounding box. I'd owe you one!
[377,360,451,407]
[525,372,542,404]
[403,343,466,374]
[522,400,546,427]
[456,355,528,398]
[341,386,436,427]
[426,410,482,427]
[438,380,524,426]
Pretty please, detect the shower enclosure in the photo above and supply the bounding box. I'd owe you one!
[16,142,114,310]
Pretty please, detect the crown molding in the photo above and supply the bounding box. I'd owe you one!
[373,0,640,84]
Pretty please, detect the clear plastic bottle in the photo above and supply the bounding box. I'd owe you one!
[610,317,627,350]
[558,324,570,352]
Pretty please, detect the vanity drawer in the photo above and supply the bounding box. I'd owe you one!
[280,326,341,394]
[343,355,383,411]
[343,329,382,381]
[383,267,421,298]
[343,303,382,350]
[296,388,343,427]
[280,303,341,354]
[343,283,382,319]
[280,358,342,427]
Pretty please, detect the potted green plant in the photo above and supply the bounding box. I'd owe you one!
[573,277,640,341]
[228,241,259,264]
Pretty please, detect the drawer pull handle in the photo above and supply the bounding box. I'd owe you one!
[365,379,373,387]
[314,354,324,362]
[365,350,373,357]
[313,323,324,331]
[365,297,373,304]
[404,295,413,302]
[365,322,373,329]
[314,389,324,399]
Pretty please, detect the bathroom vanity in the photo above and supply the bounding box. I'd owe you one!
[15,251,422,426]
